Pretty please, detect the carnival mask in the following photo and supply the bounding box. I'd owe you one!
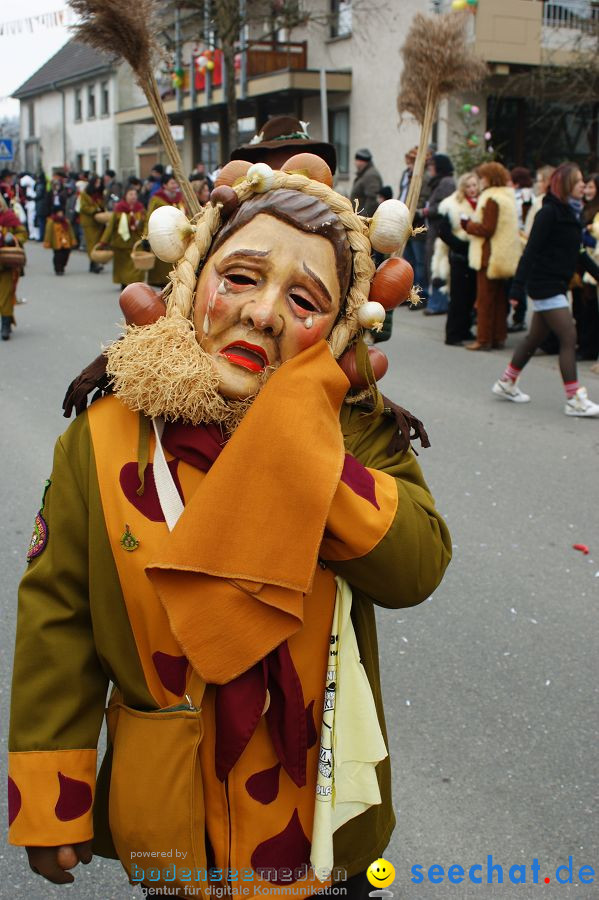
[193,215,341,400]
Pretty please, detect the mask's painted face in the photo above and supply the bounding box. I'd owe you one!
[193,214,342,399]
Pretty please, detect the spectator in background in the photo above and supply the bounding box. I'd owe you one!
[492,163,599,416]
[191,177,211,207]
[34,172,48,242]
[190,161,213,190]
[140,164,164,207]
[102,169,122,211]
[351,148,382,217]
[508,166,534,333]
[438,171,479,345]
[573,172,599,361]
[524,165,555,238]
[463,162,521,351]
[423,154,455,315]
[20,172,38,239]
[401,147,432,309]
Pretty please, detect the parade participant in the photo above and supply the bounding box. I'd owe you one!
[0,202,27,341]
[146,173,186,287]
[492,163,599,416]
[43,205,77,275]
[100,186,146,289]
[462,162,521,350]
[9,157,451,897]
[79,175,106,272]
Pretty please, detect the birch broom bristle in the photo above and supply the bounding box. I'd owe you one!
[69,0,200,217]
[397,12,487,125]
[396,12,488,222]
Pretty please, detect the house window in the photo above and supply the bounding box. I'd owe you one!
[328,108,349,174]
[74,89,82,122]
[76,153,84,173]
[89,152,97,173]
[102,150,111,172]
[27,103,35,137]
[88,84,96,119]
[101,81,110,116]
[330,0,351,38]
[200,121,220,173]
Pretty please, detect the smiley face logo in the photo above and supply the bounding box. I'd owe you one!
[366,858,396,888]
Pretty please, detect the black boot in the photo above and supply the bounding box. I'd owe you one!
[1,316,11,340]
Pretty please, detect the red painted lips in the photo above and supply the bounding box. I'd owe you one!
[220,341,270,372]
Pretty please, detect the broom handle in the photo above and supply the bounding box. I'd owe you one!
[406,83,437,221]
[144,74,202,218]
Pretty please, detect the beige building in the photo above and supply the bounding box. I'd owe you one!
[115,0,598,192]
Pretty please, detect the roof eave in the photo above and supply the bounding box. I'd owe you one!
[12,62,117,100]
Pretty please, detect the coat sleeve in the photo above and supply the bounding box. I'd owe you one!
[321,405,451,609]
[510,204,555,301]
[8,414,109,848]
[465,198,499,239]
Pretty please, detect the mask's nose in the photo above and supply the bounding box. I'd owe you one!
[240,291,284,336]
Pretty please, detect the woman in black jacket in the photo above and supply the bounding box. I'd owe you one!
[492,163,599,416]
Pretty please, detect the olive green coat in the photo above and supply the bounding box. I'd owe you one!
[79,192,104,259]
[101,210,146,286]
[9,399,451,873]
[0,224,27,316]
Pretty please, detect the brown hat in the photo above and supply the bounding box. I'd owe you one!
[230,115,337,174]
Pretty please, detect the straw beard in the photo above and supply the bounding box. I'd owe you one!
[104,312,271,433]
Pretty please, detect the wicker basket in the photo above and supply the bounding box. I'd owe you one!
[90,244,114,264]
[94,211,111,224]
[130,240,156,272]
[0,245,26,270]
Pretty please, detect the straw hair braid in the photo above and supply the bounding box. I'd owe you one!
[164,170,374,357]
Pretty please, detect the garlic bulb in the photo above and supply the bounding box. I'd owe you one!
[357,301,386,330]
[147,206,194,263]
[246,162,276,193]
[369,199,412,254]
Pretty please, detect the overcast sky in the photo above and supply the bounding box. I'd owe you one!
[0,1,72,119]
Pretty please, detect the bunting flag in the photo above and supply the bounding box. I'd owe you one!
[0,8,76,36]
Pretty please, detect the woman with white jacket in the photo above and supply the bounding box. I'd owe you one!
[438,172,479,345]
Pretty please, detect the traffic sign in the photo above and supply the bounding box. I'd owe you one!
[0,139,14,161]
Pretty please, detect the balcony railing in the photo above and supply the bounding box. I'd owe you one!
[246,41,307,77]
[542,1,599,31]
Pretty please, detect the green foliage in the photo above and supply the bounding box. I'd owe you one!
[451,107,496,175]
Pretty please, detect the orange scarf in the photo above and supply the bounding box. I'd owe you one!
[146,341,349,684]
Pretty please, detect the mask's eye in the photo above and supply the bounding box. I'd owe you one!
[290,293,317,313]
[225,273,257,286]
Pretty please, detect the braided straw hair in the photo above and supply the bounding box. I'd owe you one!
[165,170,375,358]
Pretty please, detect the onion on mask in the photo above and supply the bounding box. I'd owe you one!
[338,346,389,387]
[281,153,334,187]
[246,162,276,193]
[215,159,252,188]
[369,199,412,254]
[370,257,414,310]
[120,283,166,325]
[356,300,386,330]
[147,206,194,262]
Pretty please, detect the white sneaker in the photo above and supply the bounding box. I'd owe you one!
[492,378,531,403]
[565,386,599,417]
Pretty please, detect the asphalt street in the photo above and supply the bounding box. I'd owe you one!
[0,243,597,900]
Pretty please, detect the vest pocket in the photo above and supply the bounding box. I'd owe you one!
[107,700,207,895]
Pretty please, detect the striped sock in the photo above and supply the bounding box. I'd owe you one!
[564,380,579,399]
[502,363,521,383]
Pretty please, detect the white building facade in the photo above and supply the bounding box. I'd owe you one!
[14,40,153,179]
